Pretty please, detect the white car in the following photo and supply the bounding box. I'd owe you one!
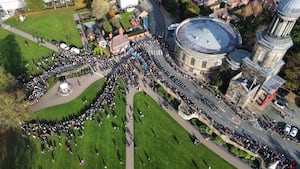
[60,43,69,51]
[70,47,80,54]
[290,127,298,137]
[274,100,285,109]
[284,124,291,135]
[168,23,179,31]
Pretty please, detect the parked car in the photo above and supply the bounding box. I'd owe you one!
[284,124,292,135]
[290,127,298,137]
[274,100,286,109]
[168,23,179,31]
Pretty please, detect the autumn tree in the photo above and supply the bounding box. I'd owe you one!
[109,9,116,18]
[92,0,110,20]
[0,67,29,134]
[252,0,263,16]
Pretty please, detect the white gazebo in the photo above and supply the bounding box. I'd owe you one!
[57,82,73,96]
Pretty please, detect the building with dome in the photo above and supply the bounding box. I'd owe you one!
[225,0,300,108]
[174,17,242,79]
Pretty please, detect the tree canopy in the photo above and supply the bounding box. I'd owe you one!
[92,0,110,20]
[0,67,29,134]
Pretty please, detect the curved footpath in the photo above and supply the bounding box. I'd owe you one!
[32,71,103,112]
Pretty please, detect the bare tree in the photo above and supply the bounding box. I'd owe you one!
[252,0,263,16]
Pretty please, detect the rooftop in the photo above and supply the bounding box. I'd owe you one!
[175,17,241,54]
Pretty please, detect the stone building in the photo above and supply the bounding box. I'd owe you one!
[174,17,242,79]
[226,0,300,108]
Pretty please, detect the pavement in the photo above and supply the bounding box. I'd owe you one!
[125,88,137,169]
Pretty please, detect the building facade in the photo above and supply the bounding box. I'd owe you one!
[226,0,300,108]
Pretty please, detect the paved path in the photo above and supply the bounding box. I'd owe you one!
[0,23,59,52]
[140,86,252,169]
[125,88,137,169]
[32,71,103,112]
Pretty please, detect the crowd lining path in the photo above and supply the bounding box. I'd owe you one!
[1,21,252,169]
[0,23,59,52]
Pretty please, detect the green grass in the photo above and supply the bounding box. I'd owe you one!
[0,29,53,76]
[25,0,45,12]
[5,8,82,47]
[120,12,134,32]
[32,79,106,121]
[0,80,126,169]
[133,92,236,169]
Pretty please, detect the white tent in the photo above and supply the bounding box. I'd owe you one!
[0,0,25,17]
[117,0,138,9]
[268,160,280,169]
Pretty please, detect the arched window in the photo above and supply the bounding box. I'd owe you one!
[201,61,207,68]
[190,58,195,66]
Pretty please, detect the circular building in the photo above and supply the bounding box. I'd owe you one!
[174,17,242,78]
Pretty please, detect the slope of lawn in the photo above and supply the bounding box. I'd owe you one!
[32,79,106,121]
[0,80,126,169]
[133,92,236,169]
[0,29,53,75]
[5,7,82,47]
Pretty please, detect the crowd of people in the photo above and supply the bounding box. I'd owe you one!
[130,36,298,169]
[25,47,97,104]
[21,34,298,168]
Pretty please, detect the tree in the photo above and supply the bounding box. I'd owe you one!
[109,9,116,18]
[0,67,29,134]
[92,0,110,20]
[110,17,121,29]
[282,53,300,92]
[252,1,263,16]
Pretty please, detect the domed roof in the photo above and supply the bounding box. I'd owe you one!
[277,0,300,18]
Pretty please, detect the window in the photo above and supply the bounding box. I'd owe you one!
[190,58,195,66]
[201,61,207,68]
[182,54,185,61]
[189,67,193,72]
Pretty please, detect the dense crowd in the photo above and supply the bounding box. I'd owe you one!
[25,48,97,104]
[22,34,298,168]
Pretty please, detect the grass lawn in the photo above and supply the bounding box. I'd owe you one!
[0,80,126,169]
[32,78,106,121]
[120,12,134,32]
[5,8,82,47]
[133,92,236,169]
[0,29,53,76]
